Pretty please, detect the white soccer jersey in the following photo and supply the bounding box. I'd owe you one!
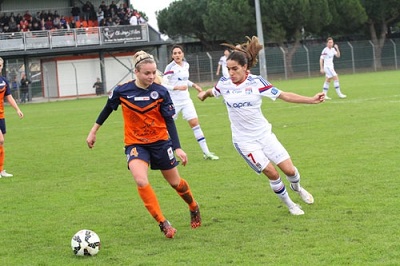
[163,61,194,104]
[212,74,281,142]
[218,55,229,78]
[320,47,337,68]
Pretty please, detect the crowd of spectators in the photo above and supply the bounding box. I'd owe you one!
[0,1,147,34]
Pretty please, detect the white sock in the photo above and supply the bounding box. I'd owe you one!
[334,80,342,95]
[192,125,210,154]
[322,82,330,95]
[269,177,295,208]
[286,167,300,191]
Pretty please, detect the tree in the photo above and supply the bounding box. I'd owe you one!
[202,0,256,43]
[322,0,367,36]
[157,0,210,47]
[261,0,332,75]
[361,0,400,69]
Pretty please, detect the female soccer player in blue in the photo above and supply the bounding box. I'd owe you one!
[198,37,325,215]
[86,51,201,238]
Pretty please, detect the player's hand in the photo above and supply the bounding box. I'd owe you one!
[86,133,96,149]
[313,92,326,103]
[17,110,24,118]
[175,148,187,166]
[334,44,339,49]
[320,68,324,74]
[197,91,207,101]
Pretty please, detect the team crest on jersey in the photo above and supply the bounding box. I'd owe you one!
[271,88,279,95]
[245,88,252,94]
[150,91,159,99]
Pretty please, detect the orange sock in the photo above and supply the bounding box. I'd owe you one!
[174,178,197,211]
[0,146,4,171]
[137,184,165,223]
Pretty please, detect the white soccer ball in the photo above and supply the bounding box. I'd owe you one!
[71,229,101,256]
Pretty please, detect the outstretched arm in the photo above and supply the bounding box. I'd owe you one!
[278,91,325,104]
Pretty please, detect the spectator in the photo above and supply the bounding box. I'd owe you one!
[53,16,61,29]
[110,1,118,14]
[93,77,103,96]
[31,21,41,31]
[129,13,138,26]
[34,12,41,22]
[8,17,18,32]
[103,6,112,19]
[19,73,31,103]
[11,77,18,100]
[23,11,32,22]
[71,4,81,22]
[19,17,29,29]
[44,17,53,30]
[60,16,67,29]
[39,10,47,20]
[82,1,92,22]
[20,24,29,32]
[69,19,77,29]
[96,8,104,25]
[15,13,22,25]
[99,1,107,12]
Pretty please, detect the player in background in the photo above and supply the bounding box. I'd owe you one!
[163,45,219,161]
[0,57,24,178]
[198,37,324,215]
[86,51,201,238]
[216,48,231,79]
[320,37,347,99]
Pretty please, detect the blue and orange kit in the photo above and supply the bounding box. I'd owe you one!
[96,80,181,149]
[0,77,11,119]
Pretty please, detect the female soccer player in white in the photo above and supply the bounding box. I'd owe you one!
[163,44,219,160]
[320,37,346,99]
[198,37,325,215]
[216,49,231,78]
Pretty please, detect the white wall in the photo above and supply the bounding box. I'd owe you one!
[42,54,135,98]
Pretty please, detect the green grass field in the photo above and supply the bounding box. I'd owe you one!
[0,70,399,265]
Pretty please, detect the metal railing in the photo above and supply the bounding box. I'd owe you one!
[0,24,149,52]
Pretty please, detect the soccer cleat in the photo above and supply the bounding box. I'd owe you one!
[290,184,314,204]
[324,95,331,100]
[203,152,219,160]
[0,170,13,177]
[289,204,304,215]
[338,94,347,99]
[159,220,177,238]
[190,204,202,229]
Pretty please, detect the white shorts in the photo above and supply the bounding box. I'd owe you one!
[173,100,198,121]
[234,133,290,174]
[324,66,337,78]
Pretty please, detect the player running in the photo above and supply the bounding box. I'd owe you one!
[320,37,347,99]
[198,37,324,215]
[87,51,201,238]
[163,45,219,160]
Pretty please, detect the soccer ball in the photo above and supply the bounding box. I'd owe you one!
[71,229,101,256]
